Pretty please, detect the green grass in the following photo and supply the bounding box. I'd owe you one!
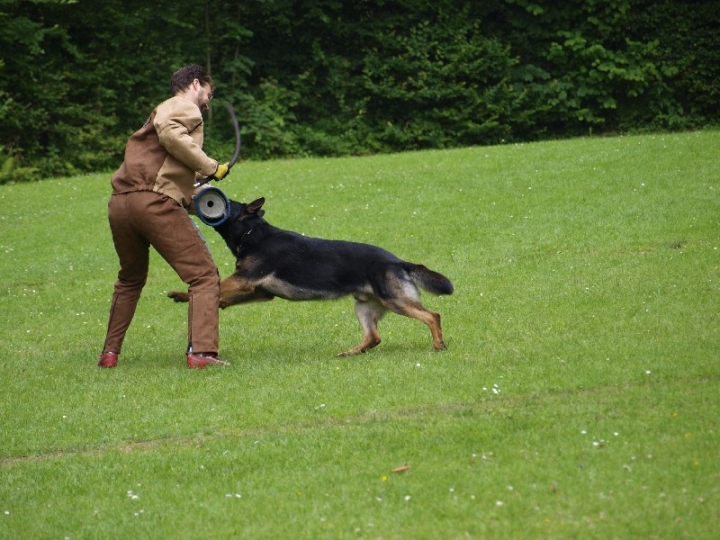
[1,131,719,539]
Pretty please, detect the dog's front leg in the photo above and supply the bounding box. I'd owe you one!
[219,275,274,308]
[168,290,190,302]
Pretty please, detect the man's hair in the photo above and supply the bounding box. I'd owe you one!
[170,64,214,95]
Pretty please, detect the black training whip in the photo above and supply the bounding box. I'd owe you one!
[196,101,241,187]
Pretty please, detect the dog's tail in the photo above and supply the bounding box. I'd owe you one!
[407,264,454,296]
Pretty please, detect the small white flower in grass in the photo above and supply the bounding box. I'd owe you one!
[404,495,411,501]
[496,500,504,506]
[581,430,587,435]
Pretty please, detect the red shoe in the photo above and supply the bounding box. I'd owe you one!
[187,353,230,369]
[98,352,118,368]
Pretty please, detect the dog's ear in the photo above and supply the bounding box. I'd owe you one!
[247,197,265,214]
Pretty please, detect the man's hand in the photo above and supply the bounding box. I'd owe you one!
[212,162,230,181]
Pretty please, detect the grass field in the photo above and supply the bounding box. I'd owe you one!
[1,131,718,539]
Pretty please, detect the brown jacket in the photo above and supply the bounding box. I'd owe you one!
[111,96,218,208]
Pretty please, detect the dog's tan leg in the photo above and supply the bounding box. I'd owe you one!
[423,309,446,351]
[168,290,190,302]
[338,333,382,357]
[219,275,274,308]
[338,298,384,357]
[168,275,272,307]
[384,300,446,351]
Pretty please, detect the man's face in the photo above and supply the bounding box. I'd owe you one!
[197,82,213,112]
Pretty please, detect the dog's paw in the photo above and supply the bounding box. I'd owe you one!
[168,291,190,303]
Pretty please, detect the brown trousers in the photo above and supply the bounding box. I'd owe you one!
[103,191,220,356]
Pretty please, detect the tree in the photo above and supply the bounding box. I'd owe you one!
[0,0,718,179]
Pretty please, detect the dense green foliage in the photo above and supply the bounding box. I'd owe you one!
[1,0,718,178]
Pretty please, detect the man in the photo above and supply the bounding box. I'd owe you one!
[98,64,230,369]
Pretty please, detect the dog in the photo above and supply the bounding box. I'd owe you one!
[168,197,454,356]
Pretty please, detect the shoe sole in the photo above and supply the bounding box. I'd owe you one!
[187,357,230,369]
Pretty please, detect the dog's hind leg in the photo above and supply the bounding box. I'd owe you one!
[375,269,447,351]
[382,297,446,351]
[338,296,386,357]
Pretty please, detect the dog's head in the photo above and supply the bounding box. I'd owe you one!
[213,197,266,253]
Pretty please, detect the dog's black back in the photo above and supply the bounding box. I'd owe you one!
[213,198,453,301]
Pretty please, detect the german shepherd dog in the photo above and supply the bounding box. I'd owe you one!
[168,197,454,356]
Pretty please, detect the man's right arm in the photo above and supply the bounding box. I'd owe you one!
[154,98,218,178]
